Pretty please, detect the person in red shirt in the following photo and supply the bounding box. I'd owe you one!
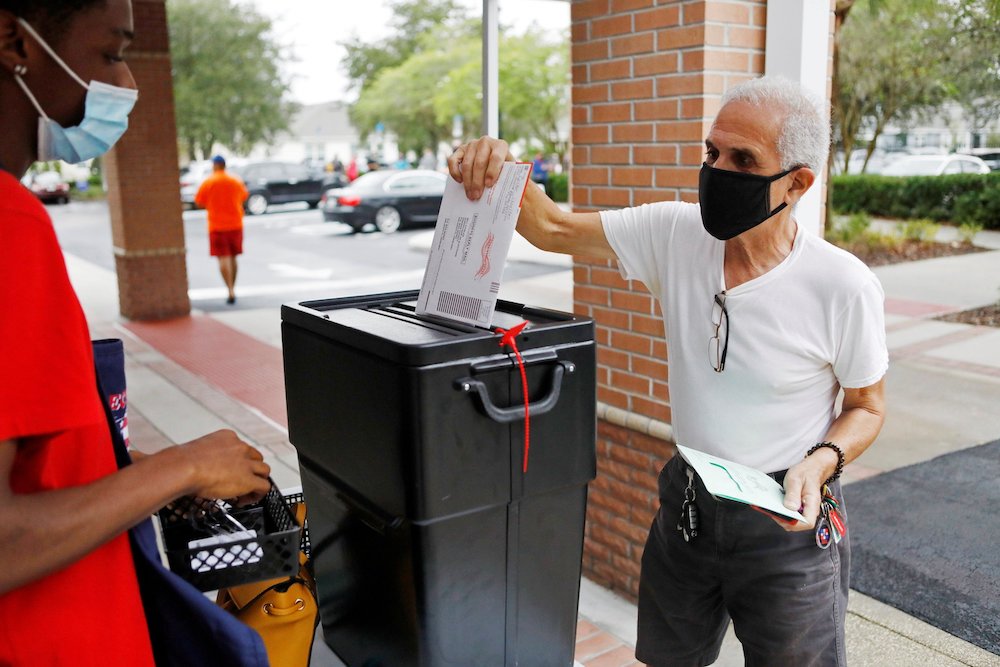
[195,155,249,304]
[0,1,272,664]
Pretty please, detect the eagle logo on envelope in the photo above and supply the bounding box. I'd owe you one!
[475,232,495,280]
[416,163,533,328]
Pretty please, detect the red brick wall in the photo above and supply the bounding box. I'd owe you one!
[570,0,768,602]
[585,419,676,600]
[105,0,190,320]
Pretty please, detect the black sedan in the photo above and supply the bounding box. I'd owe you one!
[233,161,346,215]
[320,169,447,233]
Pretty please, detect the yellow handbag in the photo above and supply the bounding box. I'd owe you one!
[216,503,318,667]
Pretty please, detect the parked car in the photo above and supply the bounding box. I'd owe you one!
[28,171,71,204]
[880,154,990,177]
[833,148,899,175]
[320,169,447,233]
[232,161,338,215]
[179,160,214,209]
[967,148,1000,172]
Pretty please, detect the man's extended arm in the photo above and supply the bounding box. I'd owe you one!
[447,136,617,260]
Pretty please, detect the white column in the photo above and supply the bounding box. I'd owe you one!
[482,0,500,137]
[765,0,833,235]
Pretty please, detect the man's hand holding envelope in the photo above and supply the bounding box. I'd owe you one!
[416,161,532,328]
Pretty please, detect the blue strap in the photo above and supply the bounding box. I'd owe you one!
[93,339,269,667]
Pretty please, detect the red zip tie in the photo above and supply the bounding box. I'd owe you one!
[495,321,530,473]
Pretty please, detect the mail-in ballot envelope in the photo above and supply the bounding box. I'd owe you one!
[416,162,532,328]
[675,445,807,523]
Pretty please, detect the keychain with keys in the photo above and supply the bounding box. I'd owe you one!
[815,504,832,549]
[677,467,699,542]
[823,485,847,542]
[815,484,846,549]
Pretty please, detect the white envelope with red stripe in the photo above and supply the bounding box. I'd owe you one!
[417,161,532,328]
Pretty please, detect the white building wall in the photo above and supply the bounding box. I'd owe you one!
[765,0,833,236]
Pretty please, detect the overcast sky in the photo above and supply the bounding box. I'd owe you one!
[237,0,571,106]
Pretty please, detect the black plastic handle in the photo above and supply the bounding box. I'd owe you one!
[454,361,575,423]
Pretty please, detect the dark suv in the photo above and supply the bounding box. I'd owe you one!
[233,161,345,215]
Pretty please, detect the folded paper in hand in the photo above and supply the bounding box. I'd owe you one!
[675,445,806,523]
[416,162,532,328]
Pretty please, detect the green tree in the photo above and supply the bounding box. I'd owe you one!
[941,0,1000,145]
[432,30,570,157]
[350,20,570,159]
[352,41,472,155]
[168,0,297,160]
[834,0,951,173]
[340,0,467,94]
[500,31,570,158]
[830,0,882,175]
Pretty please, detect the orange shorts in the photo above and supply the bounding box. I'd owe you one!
[209,229,243,257]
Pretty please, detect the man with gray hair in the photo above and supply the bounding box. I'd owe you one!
[448,76,887,666]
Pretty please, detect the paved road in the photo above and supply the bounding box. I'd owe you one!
[48,200,563,312]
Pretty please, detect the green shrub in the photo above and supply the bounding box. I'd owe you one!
[830,175,898,215]
[826,212,871,244]
[826,211,901,252]
[872,232,900,251]
[957,222,984,244]
[547,172,568,203]
[830,172,1000,229]
[897,219,939,242]
[953,185,1000,228]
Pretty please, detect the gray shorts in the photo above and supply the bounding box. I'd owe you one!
[636,455,850,667]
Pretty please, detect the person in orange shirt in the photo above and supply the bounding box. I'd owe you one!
[195,155,249,304]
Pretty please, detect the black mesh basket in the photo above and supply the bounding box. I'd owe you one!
[157,482,303,591]
[282,491,311,558]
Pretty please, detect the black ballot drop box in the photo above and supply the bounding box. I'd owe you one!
[281,291,596,667]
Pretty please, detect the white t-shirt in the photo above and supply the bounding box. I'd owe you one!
[601,202,889,472]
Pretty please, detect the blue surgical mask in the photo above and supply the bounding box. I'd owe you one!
[13,19,138,164]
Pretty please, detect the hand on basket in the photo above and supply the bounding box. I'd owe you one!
[175,430,271,506]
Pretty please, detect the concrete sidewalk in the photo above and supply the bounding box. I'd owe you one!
[64,223,1000,666]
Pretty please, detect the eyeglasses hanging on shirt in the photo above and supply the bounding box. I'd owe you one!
[709,292,728,373]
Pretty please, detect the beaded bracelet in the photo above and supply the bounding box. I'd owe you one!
[806,441,845,486]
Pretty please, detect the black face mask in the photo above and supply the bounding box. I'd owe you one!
[698,163,797,240]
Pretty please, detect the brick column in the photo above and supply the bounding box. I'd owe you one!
[104,0,189,320]
[571,0,769,602]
